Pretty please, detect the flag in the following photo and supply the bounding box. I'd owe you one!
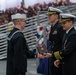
[36,25,50,75]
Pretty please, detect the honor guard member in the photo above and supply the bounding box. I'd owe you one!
[54,13,76,75]
[6,13,29,75]
[44,7,65,75]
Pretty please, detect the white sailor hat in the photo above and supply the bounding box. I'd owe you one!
[11,13,26,20]
[60,13,76,23]
[47,7,62,15]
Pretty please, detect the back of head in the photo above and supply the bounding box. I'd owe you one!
[11,13,26,20]
[11,13,27,30]
[11,13,26,25]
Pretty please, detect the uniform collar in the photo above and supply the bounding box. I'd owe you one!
[66,26,73,34]
[52,20,59,27]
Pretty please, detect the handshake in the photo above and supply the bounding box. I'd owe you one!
[37,53,60,68]
[37,53,52,59]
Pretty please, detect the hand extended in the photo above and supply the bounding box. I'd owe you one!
[44,53,52,58]
[54,60,60,68]
[37,53,45,59]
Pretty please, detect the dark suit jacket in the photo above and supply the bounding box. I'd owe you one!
[6,28,29,75]
[49,21,65,66]
[60,27,76,75]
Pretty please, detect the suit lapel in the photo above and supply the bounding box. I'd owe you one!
[62,27,75,49]
[50,21,59,36]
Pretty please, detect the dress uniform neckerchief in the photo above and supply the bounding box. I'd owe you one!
[7,30,21,41]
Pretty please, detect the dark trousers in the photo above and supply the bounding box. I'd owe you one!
[49,64,63,75]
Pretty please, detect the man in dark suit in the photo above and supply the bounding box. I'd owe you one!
[54,13,76,75]
[45,7,65,75]
[6,13,29,75]
[42,7,65,75]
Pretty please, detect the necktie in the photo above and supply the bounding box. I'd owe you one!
[63,33,68,49]
[65,33,68,40]
[63,33,68,43]
[51,25,54,33]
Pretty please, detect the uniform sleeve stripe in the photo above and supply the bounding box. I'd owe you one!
[54,51,62,59]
